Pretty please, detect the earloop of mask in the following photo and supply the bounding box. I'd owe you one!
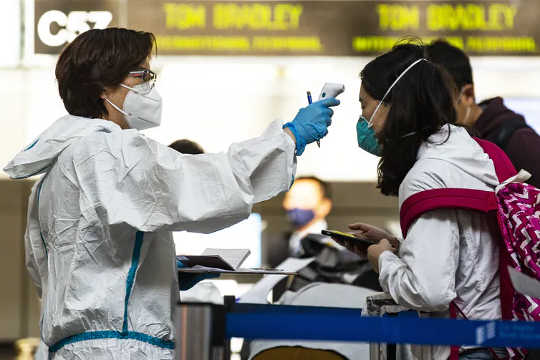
[368,58,428,127]
[121,83,141,94]
[104,97,128,116]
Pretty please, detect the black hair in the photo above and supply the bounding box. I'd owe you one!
[295,176,332,200]
[360,43,457,196]
[168,139,205,155]
[426,39,473,90]
[56,28,156,118]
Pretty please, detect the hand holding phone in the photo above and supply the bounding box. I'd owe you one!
[348,223,400,249]
[322,230,375,245]
[322,229,377,256]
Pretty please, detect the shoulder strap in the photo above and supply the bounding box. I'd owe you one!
[473,138,517,182]
[400,138,516,237]
[400,188,497,237]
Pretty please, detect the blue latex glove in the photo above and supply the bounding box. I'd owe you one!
[177,260,220,291]
[283,98,340,155]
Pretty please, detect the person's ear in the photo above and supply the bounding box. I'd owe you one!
[318,198,332,218]
[100,86,111,100]
[461,84,476,106]
[282,194,291,211]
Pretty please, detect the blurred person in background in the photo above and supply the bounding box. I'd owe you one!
[263,176,335,268]
[168,138,204,154]
[283,176,333,257]
[282,176,382,292]
[3,27,339,360]
[262,174,382,298]
[427,40,540,188]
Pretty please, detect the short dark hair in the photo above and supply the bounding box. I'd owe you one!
[295,176,332,200]
[426,40,473,90]
[55,28,156,118]
[361,43,457,196]
[168,139,205,154]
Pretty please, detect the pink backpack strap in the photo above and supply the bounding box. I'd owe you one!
[473,138,517,182]
[400,138,517,238]
[473,138,517,322]
[400,188,497,237]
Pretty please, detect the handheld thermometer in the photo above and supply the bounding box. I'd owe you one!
[316,83,345,147]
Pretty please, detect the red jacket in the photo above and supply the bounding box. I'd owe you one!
[475,97,540,188]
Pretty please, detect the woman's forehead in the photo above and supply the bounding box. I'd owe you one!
[359,85,371,101]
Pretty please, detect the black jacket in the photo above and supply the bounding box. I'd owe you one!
[475,97,540,188]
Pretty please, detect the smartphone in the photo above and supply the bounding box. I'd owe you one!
[321,230,375,246]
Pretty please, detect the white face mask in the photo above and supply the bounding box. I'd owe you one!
[105,83,162,130]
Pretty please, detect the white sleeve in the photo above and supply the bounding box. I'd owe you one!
[378,208,459,312]
[74,120,296,234]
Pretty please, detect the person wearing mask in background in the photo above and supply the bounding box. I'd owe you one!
[334,43,508,359]
[168,138,204,154]
[426,40,540,188]
[284,176,333,257]
[263,176,332,267]
[3,28,339,360]
[267,175,382,294]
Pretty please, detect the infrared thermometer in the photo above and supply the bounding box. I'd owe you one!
[316,82,345,147]
[319,82,345,101]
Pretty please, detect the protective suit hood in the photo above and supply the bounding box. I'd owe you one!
[3,115,120,179]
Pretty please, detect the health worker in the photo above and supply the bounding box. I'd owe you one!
[3,28,339,359]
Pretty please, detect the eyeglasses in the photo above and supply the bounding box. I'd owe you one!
[128,69,157,94]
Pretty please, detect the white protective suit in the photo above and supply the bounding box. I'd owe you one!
[4,115,296,359]
[379,124,502,358]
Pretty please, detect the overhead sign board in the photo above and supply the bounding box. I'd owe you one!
[34,0,120,54]
[33,0,540,56]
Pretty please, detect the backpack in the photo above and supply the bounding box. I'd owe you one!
[399,138,540,360]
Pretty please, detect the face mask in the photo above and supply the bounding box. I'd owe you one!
[287,208,315,228]
[356,117,381,156]
[105,83,162,130]
[357,58,427,156]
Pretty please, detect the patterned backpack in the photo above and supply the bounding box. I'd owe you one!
[400,138,540,360]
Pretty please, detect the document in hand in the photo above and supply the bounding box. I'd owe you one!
[178,248,251,271]
[177,248,297,275]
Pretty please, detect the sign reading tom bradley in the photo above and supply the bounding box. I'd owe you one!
[34,0,540,56]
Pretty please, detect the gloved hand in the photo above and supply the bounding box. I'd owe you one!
[177,260,220,291]
[283,98,340,155]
